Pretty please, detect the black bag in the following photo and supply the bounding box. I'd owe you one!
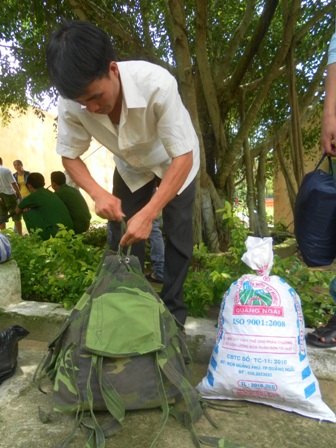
[294,154,336,267]
[0,325,29,384]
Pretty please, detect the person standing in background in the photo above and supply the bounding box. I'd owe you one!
[145,187,165,283]
[13,160,30,199]
[0,157,23,235]
[13,160,30,234]
[146,217,165,283]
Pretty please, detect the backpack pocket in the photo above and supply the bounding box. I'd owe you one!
[85,287,164,357]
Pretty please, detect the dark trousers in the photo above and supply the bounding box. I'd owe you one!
[109,169,196,325]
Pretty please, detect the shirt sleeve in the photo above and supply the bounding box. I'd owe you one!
[56,97,92,159]
[328,32,336,66]
[154,76,197,159]
[18,193,39,210]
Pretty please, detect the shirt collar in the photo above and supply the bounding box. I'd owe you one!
[117,62,147,109]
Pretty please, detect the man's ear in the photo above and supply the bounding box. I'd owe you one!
[109,61,119,77]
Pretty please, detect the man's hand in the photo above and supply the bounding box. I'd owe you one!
[321,63,336,156]
[94,190,125,222]
[120,212,153,247]
[62,156,125,221]
[321,113,336,156]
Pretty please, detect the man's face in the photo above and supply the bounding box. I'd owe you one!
[74,61,121,115]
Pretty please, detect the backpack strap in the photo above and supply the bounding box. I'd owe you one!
[169,406,244,448]
[78,355,126,448]
[148,353,170,447]
[157,347,203,424]
[97,356,125,424]
[84,355,108,448]
[158,340,243,448]
[315,153,333,174]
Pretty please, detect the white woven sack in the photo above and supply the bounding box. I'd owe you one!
[197,237,336,422]
[0,233,11,263]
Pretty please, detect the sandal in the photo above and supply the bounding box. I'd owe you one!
[145,273,163,284]
[306,315,336,348]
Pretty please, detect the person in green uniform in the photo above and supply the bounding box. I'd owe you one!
[50,171,91,234]
[15,172,73,240]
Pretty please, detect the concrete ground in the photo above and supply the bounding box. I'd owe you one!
[1,304,336,448]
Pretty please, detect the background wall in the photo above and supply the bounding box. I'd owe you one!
[0,108,115,212]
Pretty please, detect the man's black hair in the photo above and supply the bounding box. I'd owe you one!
[46,20,116,99]
[51,171,66,186]
[27,173,45,189]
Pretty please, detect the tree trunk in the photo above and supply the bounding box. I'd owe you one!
[200,187,220,252]
[238,89,257,233]
[195,0,228,179]
[256,149,270,236]
[167,0,205,243]
[286,44,305,186]
[275,139,297,212]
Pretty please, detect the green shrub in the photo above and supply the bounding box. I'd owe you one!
[81,223,108,248]
[272,255,336,328]
[184,245,250,318]
[6,226,104,309]
[184,203,250,317]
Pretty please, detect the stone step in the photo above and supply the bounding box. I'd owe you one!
[1,300,336,382]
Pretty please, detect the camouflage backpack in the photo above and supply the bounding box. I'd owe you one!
[36,249,240,448]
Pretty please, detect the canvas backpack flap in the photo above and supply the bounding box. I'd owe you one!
[85,288,164,357]
[84,250,167,357]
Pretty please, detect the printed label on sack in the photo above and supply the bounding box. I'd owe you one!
[222,332,297,354]
[203,275,310,402]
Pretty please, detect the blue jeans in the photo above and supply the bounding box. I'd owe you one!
[149,218,164,281]
[329,277,336,308]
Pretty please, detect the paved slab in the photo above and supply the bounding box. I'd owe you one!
[1,306,336,448]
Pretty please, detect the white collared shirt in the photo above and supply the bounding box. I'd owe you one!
[0,166,16,195]
[56,60,200,193]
